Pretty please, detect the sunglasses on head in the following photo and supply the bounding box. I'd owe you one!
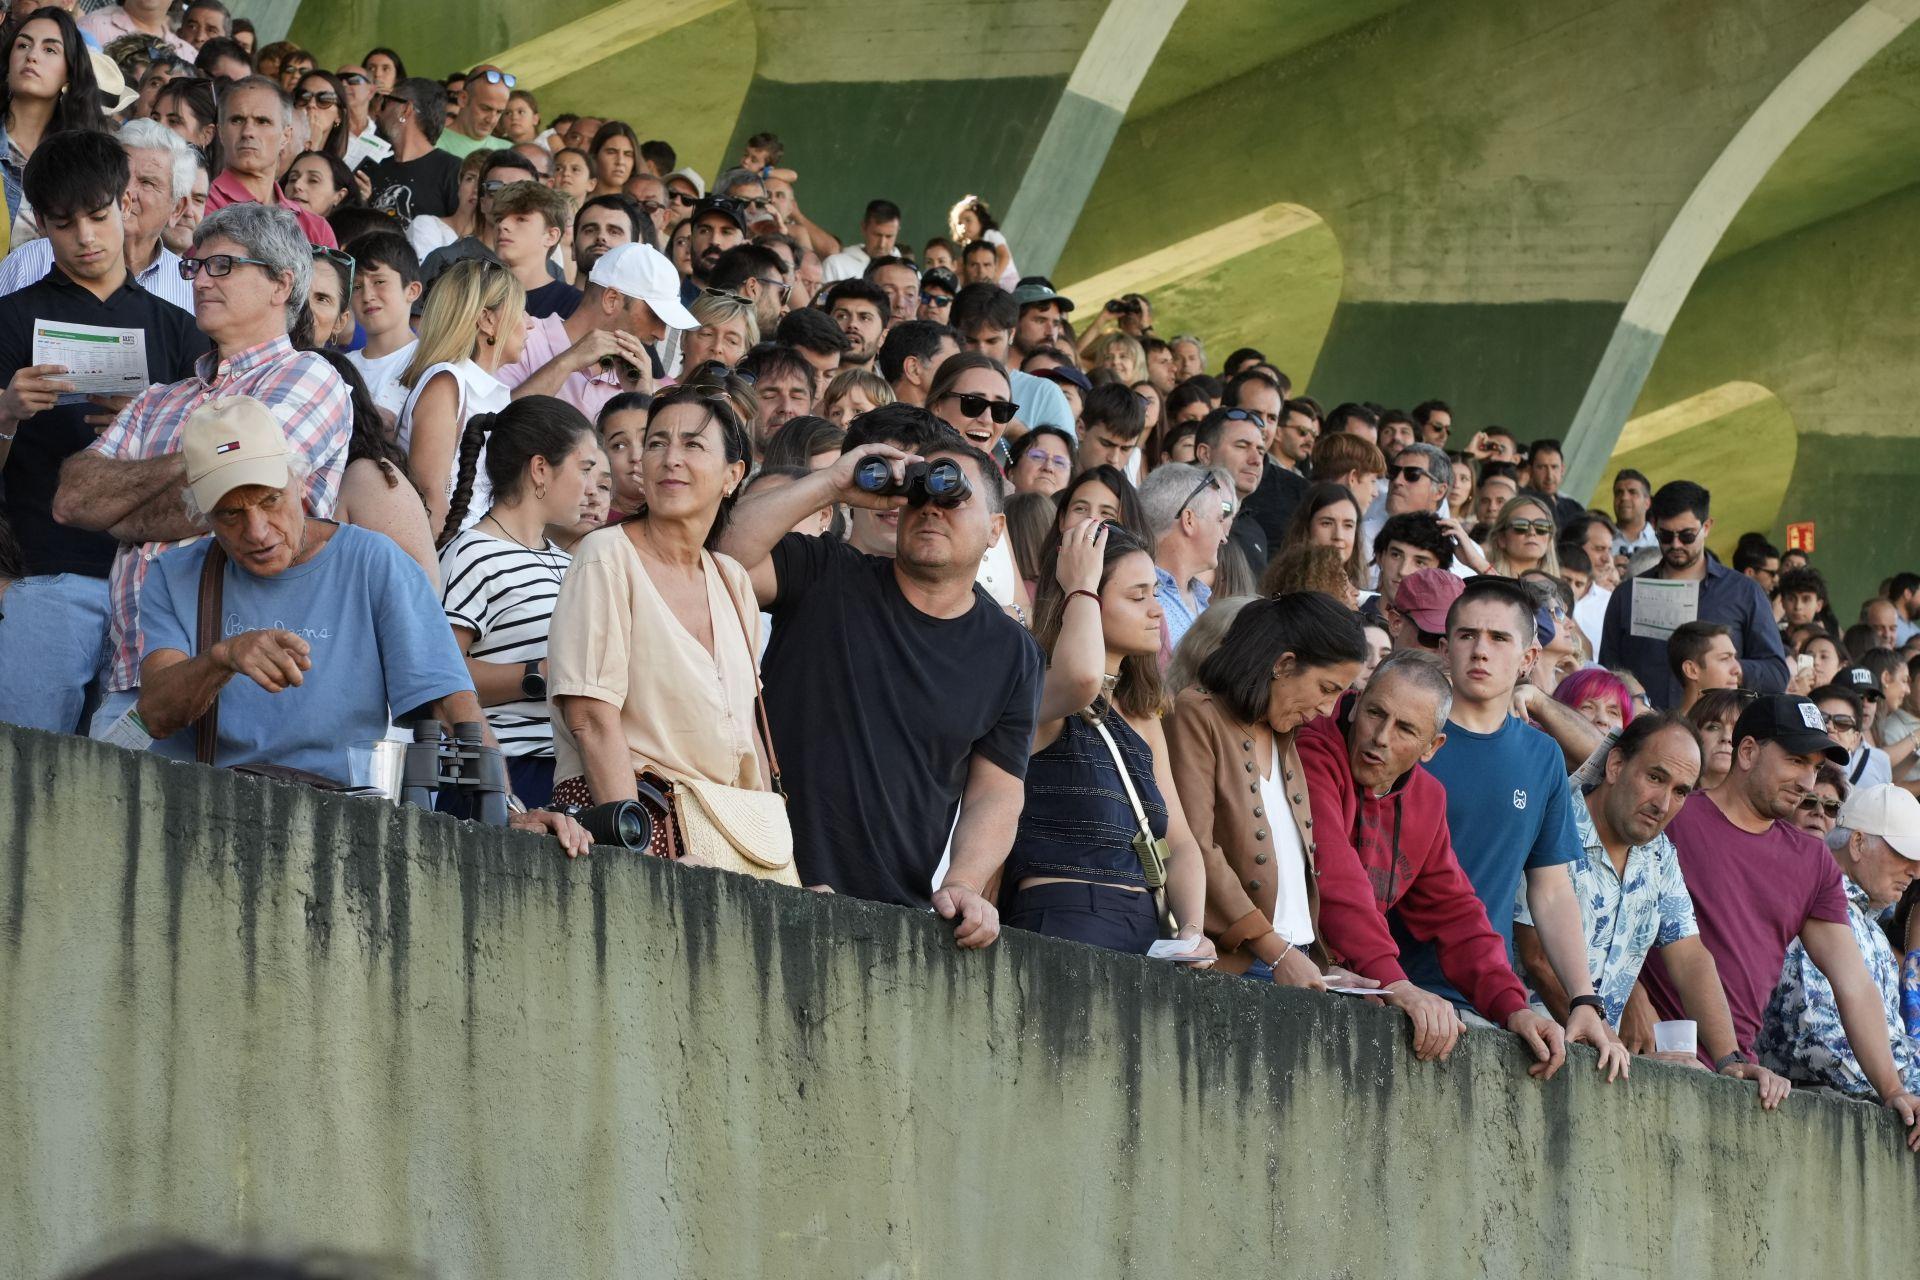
[942,392,1018,424]
[1656,526,1703,545]
[474,69,518,87]
[1180,470,1233,521]
[1506,518,1556,536]
[1388,464,1437,484]
[1798,795,1842,818]
[686,359,753,387]
[1219,408,1262,425]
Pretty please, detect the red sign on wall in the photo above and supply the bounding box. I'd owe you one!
[1786,522,1816,553]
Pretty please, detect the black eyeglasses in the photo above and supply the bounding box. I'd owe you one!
[941,392,1018,424]
[1388,464,1437,484]
[293,90,339,107]
[1656,526,1703,545]
[474,69,518,87]
[178,253,275,280]
[1798,795,1842,818]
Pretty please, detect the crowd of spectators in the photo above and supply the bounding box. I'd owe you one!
[1,2,1918,1147]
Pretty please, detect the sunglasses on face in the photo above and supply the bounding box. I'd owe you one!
[942,392,1018,424]
[479,179,509,197]
[1388,464,1437,485]
[922,294,952,309]
[1506,519,1556,536]
[1798,795,1842,818]
[1823,714,1860,733]
[686,359,754,387]
[474,69,518,87]
[1656,526,1703,545]
[294,90,340,107]
[178,253,274,280]
[339,73,370,86]
[668,191,697,207]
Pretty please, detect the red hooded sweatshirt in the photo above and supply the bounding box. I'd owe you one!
[1297,695,1530,1024]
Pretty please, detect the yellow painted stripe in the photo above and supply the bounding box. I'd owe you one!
[482,0,732,90]
[1057,201,1324,305]
[1615,380,1775,454]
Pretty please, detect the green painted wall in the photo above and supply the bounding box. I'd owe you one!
[6,727,1919,1278]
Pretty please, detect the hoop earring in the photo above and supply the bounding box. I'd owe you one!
[533,483,547,500]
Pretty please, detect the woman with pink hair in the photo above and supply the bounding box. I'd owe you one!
[1553,666,1635,734]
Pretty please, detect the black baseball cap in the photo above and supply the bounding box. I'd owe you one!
[1732,694,1849,764]
[691,196,749,233]
[920,266,959,295]
[1841,666,1885,701]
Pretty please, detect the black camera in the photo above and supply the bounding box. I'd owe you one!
[852,457,972,508]
[567,800,653,851]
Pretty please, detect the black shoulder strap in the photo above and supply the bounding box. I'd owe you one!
[194,541,228,767]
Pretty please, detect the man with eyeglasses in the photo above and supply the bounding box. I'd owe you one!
[1633,698,1920,1147]
[1601,479,1789,710]
[362,79,460,224]
[1363,442,1451,569]
[1140,462,1234,653]
[1815,682,1892,792]
[51,202,349,738]
[1192,405,1271,573]
[436,65,514,159]
[206,77,337,247]
[0,131,210,734]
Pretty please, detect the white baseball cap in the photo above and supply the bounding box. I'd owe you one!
[590,244,698,330]
[1837,784,1920,861]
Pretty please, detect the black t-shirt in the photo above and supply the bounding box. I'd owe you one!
[1240,458,1308,549]
[0,270,209,577]
[526,278,582,320]
[362,147,462,223]
[761,534,1043,906]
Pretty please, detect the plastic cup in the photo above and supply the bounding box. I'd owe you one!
[1653,1019,1698,1055]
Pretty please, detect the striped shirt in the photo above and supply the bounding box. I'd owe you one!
[0,238,197,314]
[89,337,349,691]
[439,527,571,757]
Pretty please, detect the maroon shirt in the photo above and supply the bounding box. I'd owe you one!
[1641,791,1849,1054]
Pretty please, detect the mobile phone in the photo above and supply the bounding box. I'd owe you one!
[1796,654,1814,678]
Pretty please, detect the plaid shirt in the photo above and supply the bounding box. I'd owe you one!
[88,337,349,691]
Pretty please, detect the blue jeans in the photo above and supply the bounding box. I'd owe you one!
[0,574,110,734]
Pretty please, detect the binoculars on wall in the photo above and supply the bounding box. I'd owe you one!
[852,457,972,508]
[400,721,510,826]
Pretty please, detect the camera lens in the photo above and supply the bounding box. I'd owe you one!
[572,800,652,851]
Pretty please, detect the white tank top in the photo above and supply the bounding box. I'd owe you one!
[399,358,510,534]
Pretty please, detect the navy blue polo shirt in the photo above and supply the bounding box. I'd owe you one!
[0,267,209,578]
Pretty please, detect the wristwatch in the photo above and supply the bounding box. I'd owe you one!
[1568,994,1605,1018]
[1714,1050,1751,1072]
[521,659,547,701]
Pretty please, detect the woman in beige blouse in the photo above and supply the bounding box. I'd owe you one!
[548,385,766,830]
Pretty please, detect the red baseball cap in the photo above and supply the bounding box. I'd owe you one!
[1393,568,1464,636]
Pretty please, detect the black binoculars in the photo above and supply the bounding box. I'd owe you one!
[852,456,972,508]
[400,720,510,826]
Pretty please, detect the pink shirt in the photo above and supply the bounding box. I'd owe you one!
[206,170,339,249]
[1640,791,1851,1055]
[80,6,198,60]
[495,312,624,422]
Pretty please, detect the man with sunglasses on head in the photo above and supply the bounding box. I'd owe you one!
[1192,404,1271,573]
[1140,462,1234,653]
[1635,696,1920,1149]
[361,79,461,225]
[1601,480,1789,710]
[51,202,350,738]
[436,65,514,159]
[0,131,209,734]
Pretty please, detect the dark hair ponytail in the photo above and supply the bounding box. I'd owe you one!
[439,395,594,547]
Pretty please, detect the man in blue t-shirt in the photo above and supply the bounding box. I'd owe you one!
[129,397,585,866]
[1405,576,1629,1078]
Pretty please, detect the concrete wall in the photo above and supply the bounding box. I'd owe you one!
[6,724,1915,1279]
[3,725,1920,1274]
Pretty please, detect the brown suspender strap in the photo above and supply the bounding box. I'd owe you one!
[725,584,784,797]
[193,541,228,767]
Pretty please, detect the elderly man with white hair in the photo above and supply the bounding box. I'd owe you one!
[1757,783,1920,1097]
[1139,461,1235,654]
[0,119,198,311]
